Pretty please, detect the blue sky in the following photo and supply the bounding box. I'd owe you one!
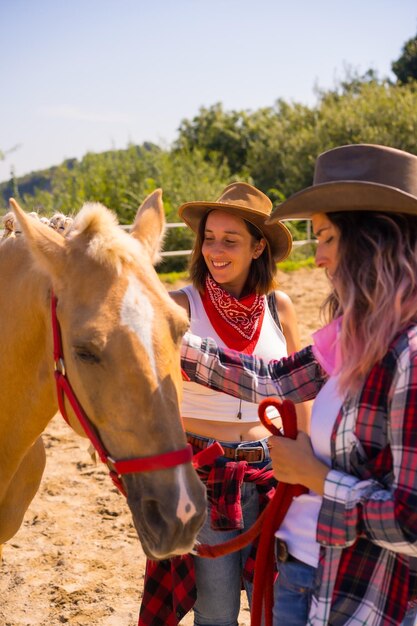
[1,0,416,183]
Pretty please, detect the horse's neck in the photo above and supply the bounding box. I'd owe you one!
[0,239,57,477]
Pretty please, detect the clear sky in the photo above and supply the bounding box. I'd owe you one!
[1,0,416,183]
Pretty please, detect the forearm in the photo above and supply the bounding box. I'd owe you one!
[181,332,325,404]
[318,470,417,556]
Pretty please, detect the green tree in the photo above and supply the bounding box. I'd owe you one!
[243,79,417,201]
[123,147,232,272]
[175,103,251,174]
[244,101,318,196]
[392,33,417,84]
[6,63,417,262]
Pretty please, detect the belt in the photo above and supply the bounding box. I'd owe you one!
[275,538,300,563]
[186,433,268,464]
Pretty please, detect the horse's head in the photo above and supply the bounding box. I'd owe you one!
[10,192,206,559]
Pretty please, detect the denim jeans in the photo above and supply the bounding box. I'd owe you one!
[273,559,316,626]
[192,479,261,626]
[272,558,417,626]
[403,604,417,626]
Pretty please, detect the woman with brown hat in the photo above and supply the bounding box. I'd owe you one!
[163,182,307,626]
[180,145,417,625]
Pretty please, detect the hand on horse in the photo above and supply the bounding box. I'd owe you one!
[268,432,329,495]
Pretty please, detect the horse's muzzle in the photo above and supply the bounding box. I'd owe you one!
[124,466,207,559]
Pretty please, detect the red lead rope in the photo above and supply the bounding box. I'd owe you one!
[196,397,307,626]
[50,292,194,497]
[251,398,307,626]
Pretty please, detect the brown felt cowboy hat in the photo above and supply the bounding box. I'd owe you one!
[267,144,417,222]
[179,182,292,262]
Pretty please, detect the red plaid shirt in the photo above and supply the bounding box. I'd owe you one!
[181,327,417,625]
[138,456,276,625]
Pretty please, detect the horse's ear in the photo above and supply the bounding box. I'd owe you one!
[130,189,165,264]
[9,198,66,276]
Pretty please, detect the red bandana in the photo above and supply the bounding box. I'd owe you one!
[201,275,265,354]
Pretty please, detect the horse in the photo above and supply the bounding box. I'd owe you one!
[0,190,206,562]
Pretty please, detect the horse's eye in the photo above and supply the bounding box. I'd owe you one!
[74,348,100,364]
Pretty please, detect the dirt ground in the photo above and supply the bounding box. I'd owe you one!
[0,268,330,626]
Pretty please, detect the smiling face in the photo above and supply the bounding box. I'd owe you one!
[202,210,266,298]
[312,212,340,280]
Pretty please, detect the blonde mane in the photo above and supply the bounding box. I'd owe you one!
[68,203,145,274]
[1,202,146,274]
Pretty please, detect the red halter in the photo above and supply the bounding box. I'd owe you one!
[51,292,194,497]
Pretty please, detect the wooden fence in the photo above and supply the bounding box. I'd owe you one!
[1,220,313,258]
[122,219,314,258]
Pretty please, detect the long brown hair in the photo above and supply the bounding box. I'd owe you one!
[323,211,417,394]
[188,211,278,296]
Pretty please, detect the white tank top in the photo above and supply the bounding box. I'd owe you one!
[180,284,288,423]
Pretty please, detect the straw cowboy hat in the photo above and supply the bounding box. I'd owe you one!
[267,144,417,222]
[179,182,292,262]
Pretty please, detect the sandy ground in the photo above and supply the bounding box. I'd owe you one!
[0,268,330,626]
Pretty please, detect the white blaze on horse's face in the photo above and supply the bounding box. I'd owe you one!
[120,274,157,378]
[175,465,197,526]
[120,273,197,528]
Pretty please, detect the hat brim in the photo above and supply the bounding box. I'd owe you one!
[267,181,417,222]
[179,201,293,262]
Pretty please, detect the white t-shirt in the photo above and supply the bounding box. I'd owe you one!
[275,375,344,567]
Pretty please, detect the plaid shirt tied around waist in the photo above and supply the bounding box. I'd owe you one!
[138,453,276,626]
[181,327,417,625]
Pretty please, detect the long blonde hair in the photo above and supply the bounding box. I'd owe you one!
[323,211,417,395]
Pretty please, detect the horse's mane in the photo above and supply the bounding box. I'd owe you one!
[2,202,147,274]
[67,202,144,274]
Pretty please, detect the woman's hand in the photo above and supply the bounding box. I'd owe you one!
[268,432,329,495]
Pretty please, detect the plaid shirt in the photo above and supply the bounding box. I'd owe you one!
[181,327,417,625]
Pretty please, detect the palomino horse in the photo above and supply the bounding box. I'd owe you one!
[0,191,206,561]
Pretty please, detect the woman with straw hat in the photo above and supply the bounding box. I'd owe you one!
[180,145,417,625]
[140,182,309,626]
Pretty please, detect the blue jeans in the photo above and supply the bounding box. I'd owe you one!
[273,559,316,626]
[403,604,417,626]
[193,479,260,626]
[272,559,417,626]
